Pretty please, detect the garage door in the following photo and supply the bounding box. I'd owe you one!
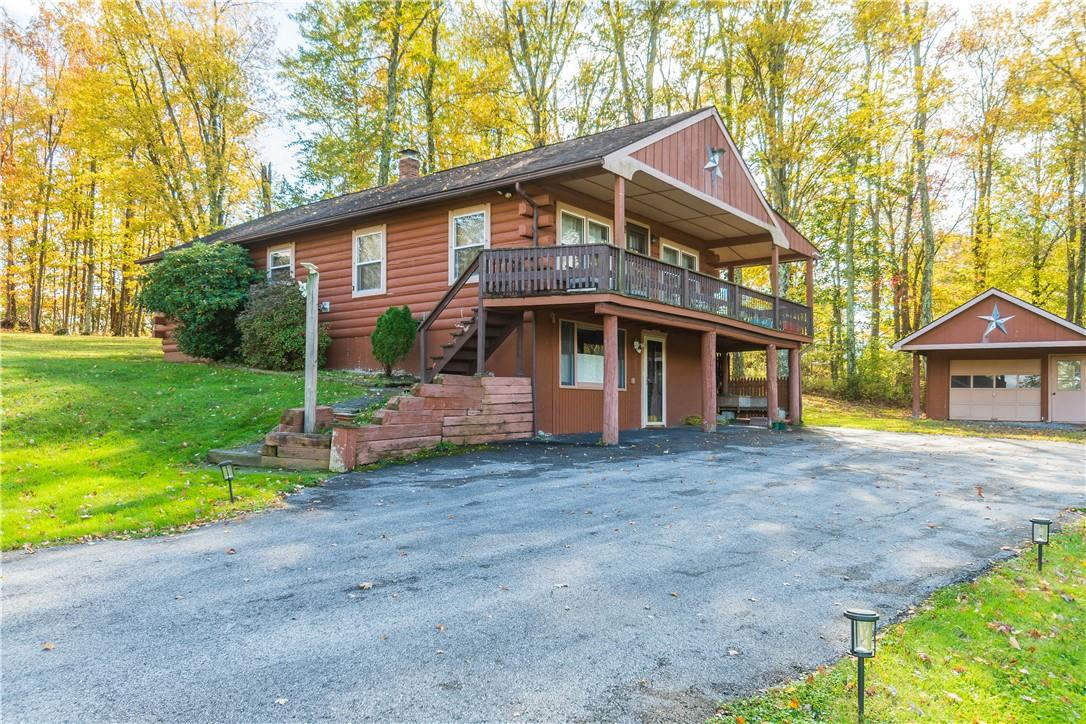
[949,359,1041,421]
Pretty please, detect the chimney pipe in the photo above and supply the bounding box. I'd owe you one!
[398,148,420,181]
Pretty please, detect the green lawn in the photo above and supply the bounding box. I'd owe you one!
[711,516,1086,723]
[1,333,371,550]
[804,394,1086,444]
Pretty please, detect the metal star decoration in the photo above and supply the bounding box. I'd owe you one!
[704,145,726,179]
[978,302,1014,341]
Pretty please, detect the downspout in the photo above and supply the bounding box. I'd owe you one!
[514,182,539,246]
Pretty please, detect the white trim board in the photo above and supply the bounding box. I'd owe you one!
[893,288,1086,350]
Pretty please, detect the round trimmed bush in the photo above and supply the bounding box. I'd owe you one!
[371,305,417,376]
[236,283,331,370]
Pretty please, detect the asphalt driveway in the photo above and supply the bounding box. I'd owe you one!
[2,426,1082,722]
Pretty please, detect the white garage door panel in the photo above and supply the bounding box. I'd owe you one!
[948,359,1041,422]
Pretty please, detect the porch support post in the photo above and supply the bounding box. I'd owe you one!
[770,244,780,329]
[911,352,921,420]
[770,245,780,297]
[789,346,801,424]
[721,352,730,394]
[701,331,717,432]
[766,344,778,428]
[602,313,620,445]
[805,258,814,308]
[614,175,626,249]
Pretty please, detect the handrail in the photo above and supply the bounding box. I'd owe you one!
[418,253,482,382]
[479,244,811,336]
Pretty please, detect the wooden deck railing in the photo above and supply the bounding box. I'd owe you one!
[480,244,812,336]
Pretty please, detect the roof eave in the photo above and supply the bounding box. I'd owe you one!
[137,158,606,264]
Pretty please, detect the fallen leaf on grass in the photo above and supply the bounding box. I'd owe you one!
[945,692,962,703]
[1008,636,1021,650]
[789,698,799,709]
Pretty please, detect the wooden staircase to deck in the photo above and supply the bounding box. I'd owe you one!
[427,307,521,378]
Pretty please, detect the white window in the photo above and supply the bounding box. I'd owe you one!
[662,243,698,271]
[267,244,294,283]
[353,225,386,296]
[558,205,612,245]
[559,320,626,389]
[449,204,489,282]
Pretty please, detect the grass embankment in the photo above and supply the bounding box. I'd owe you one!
[1,333,370,550]
[711,516,1086,723]
[805,394,1085,444]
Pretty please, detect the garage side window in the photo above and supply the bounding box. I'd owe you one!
[972,375,994,388]
[559,320,625,388]
[1057,360,1082,390]
[1018,374,1041,388]
[951,375,971,388]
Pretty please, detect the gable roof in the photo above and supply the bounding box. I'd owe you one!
[140,109,707,262]
[892,288,1086,351]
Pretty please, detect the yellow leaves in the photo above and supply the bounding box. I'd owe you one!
[788,698,800,709]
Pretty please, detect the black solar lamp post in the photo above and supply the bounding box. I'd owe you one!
[844,608,879,722]
[218,460,236,503]
[1030,518,1051,572]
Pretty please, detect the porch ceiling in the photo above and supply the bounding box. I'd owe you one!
[558,171,804,267]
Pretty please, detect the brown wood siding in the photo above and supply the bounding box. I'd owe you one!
[631,116,772,225]
[911,297,1086,346]
[923,347,1086,420]
[530,310,705,434]
[247,193,525,370]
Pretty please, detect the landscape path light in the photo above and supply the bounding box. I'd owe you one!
[844,608,879,722]
[218,460,235,503]
[1030,517,1051,572]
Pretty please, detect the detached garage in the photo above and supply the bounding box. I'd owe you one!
[893,288,1086,424]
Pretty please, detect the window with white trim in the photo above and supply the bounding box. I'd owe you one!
[267,244,294,284]
[559,320,626,388]
[353,225,385,296]
[662,244,698,271]
[559,206,611,245]
[450,205,489,282]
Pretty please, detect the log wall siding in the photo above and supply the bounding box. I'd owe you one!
[909,297,1086,346]
[247,193,526,371]
[631,116,772,226]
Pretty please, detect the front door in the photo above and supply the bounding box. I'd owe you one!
[642,334,666,427]
[1050,355,1086,423]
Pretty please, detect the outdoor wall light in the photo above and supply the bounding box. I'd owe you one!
[1030,517,1052,572]
[218,460,236,503]
[633,340,643,354]
[844,608,879,722]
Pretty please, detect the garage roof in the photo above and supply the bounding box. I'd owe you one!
[893,288,1086,351]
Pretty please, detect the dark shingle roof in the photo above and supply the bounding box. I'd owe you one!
[142,109,706,261]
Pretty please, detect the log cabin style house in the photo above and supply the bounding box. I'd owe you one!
[146,108,818,443]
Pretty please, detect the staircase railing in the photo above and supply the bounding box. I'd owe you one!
[418,254,482,383]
